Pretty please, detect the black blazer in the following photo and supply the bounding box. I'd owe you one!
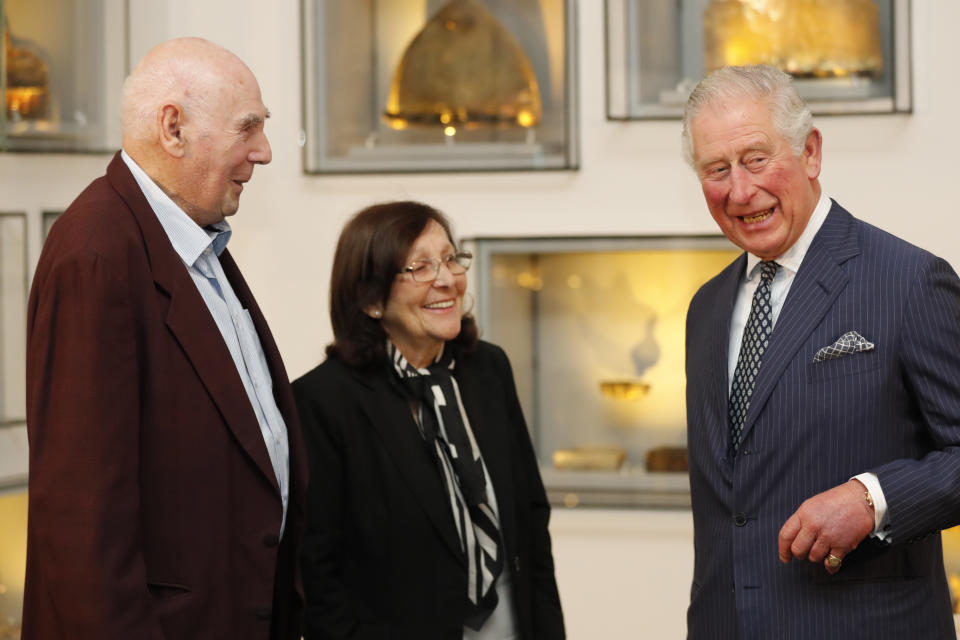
[293,341,565,640]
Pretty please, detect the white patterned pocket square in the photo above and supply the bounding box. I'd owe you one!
[813,331,875,363]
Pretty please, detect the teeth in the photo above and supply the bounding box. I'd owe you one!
[743,208,774,224]
[425,301,454,309]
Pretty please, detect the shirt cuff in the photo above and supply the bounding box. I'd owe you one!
[853,472,891,541]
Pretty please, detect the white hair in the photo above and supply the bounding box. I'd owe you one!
[680,65,813,169]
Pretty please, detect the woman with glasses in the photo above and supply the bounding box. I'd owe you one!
[293,201,565,640]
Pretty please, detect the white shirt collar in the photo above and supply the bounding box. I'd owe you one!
[120,149,232,265]
[744,190,832,279]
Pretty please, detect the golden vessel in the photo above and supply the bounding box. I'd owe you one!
[383,0,542,132]
[5,23,49,120]
[703,0,883,78]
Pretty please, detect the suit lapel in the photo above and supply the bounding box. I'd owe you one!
[105,153,280,492]
[354,367,466,564]
[221,250,309,504]
[455,356,518,557]
[738,204,860,444]
[710,255,747,467]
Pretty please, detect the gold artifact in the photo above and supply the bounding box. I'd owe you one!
[644,446,688,472]
[553,446,627,471]
[5,22,49,120]
[703,0,883,78]
[383,0,542,132]
[599,380,650,401]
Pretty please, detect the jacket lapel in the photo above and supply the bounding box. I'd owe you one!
[105,153,280,492]
[710,255,747,467]
[455,357,518,558]
[220,250,309,506]
[738,203,860,444]
[353,367,466,564]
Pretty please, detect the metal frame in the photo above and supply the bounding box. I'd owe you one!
[606,0,913,120]
[302,0,580,174]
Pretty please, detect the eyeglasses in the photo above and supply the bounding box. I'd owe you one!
[401,252,473,283]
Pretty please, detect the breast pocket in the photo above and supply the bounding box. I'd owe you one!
[806,345,882,382]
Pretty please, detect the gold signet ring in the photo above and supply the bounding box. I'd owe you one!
[826,553,842,568]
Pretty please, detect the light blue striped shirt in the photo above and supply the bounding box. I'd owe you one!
[121,150,289,536]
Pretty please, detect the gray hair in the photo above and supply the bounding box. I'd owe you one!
[680,65,813,169]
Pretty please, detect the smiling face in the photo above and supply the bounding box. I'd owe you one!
[690,95,822,260]
[378,220,466,368]
[176,63,272,226]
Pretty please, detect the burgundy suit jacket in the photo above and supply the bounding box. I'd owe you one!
[23,152,308,639]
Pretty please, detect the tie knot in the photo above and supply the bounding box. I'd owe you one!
[758,261,779,283]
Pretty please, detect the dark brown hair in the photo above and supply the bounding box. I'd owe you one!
[326,201,478,368]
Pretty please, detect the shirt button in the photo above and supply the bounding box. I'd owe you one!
[733,512,748,527]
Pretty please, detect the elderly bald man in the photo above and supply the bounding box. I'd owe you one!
[23,37,307,639]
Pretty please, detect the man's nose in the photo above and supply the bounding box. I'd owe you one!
[729,165,756,204]
[251,133,272,165]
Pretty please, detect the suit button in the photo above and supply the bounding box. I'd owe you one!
[733,512,748,527]
[262,533,280,547]
[255,607,271,621]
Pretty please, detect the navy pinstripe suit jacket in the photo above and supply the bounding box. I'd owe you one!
[685,201,960,640]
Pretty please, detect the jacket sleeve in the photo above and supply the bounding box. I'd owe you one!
[294,374,370,640]
[496,347,566,639]
[873,255,960,541]
[25,246,165,639]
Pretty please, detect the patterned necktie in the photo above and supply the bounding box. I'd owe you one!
[729,261,780,454]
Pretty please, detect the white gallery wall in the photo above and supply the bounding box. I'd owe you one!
[2,2,959,637]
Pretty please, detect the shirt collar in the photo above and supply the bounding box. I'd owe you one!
[120,149,232,265]
[744,190,832,280]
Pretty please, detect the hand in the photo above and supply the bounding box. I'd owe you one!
[778,479,875,575]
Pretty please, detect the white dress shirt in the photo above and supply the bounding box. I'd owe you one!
[727,191,889,539]
[121,150,290,536]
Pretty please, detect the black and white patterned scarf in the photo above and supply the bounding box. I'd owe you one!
[389,341,503,630]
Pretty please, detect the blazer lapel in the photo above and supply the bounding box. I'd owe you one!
[710,254,747,467]
[455,357,518,557]
[220,250,309,505]
[106,153,280,492]
[355,368,466,564]
[738,204,860,444]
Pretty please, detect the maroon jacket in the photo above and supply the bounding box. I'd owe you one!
[23,152,307,639]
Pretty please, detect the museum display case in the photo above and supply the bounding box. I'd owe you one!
[466,235,740,506]
[302,0,578,173]
[0,213,25,432]
[606,0,911,119]
[0,490,25,639]
[1,0,126,152]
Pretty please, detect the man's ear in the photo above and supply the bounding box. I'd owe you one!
[158,104,186,158]
[802,127,823,180]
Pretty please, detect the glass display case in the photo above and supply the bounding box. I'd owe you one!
[0,213,26,432]
[302,0,578,173]
[0,489,26,639]
[944,526,960,630]
[606,0,911,119]
[41,210,59,240]
[1,0,126,152]
[467,235,740,507]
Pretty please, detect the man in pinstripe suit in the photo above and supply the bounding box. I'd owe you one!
[682,65,960,639]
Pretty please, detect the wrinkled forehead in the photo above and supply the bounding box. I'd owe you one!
[691,98,777,153]
[204,66,268,125]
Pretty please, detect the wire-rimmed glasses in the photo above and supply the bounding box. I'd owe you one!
[401,252,473,282]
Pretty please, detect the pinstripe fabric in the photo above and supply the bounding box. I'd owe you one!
[685,202,960,640]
